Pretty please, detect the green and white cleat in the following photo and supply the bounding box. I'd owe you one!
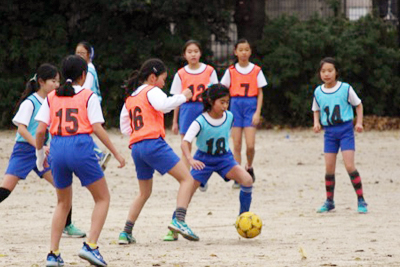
[63,223,86,238]
[163,230,179,241]
[118,231,136,245]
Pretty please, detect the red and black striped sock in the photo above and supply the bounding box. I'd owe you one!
[349,170,364,201]
[325,174,335,201]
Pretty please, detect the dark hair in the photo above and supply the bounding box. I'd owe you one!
[182,40,202,54]
[77,41,95,61]
[57,55,88,97]
[318,57,339,81]
[234,38,251,50]
[15,63,59,112]
[124,58,167,97]
[201,83,230,112]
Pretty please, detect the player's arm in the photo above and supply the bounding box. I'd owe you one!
[92,123,125,168]
[35,121,48,171]
[252,87,263,126]
[354,103,363,133]
[181,121,205,170]
[17,124,36,147]
[313,111,321,133]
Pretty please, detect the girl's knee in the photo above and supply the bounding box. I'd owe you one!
[139,190,152,201]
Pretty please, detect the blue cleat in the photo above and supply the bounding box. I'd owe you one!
[357,199,368,214]
[317,200,335,213]
[46,252,64,267]
[78,242,107,266]
[168,218,199,241]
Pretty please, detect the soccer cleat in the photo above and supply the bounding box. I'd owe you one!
[232,181,241,189]
[247,167,256,182]
[316,200,335,213]
[168,218,199,241]
[100,152,112,171]
[78,242,107,266]
[46,252,64,267]
[118,231,136,245]
[357,199,368,214]
[62,223,86,238]
[163,230,179,241]
[199,183,208,192]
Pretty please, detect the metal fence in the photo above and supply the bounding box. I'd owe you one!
[210,0,398,70]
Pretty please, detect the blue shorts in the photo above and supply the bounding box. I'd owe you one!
[324,121,355,153]
[50,134,104,189]
[5,142,51,179]
[131,137,180,180]
[230,97,257,128]
[190,150,238,185]
[179,102,203,134]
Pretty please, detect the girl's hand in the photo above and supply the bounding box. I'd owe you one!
[252,113,260,126]
[182,88,193,101]
[44,145,50,156]
[172,122,179,135]
[114,154,126,168]
[355,123,363,133]
[189,158,205,170]
[313,123,321,133]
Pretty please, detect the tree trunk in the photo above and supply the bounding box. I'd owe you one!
[233,0,266,54]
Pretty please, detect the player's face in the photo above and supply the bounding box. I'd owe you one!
[155,72,168,89]
[234,43,251,63]
[320,63,337,87]
[41,73,60,94]
[212,95,230,115]
[75,45,90,63]
[184,44,201,65]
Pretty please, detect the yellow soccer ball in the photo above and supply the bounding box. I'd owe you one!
[235,211,262,238]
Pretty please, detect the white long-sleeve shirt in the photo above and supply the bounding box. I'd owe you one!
[120,84,186,136]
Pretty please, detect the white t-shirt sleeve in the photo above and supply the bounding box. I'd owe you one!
[220,69,231,88]
[87,94,105,124]
[170,73,183,95]
[348,86,362,106]
[148,87,186,113]
[35,99,51,125]
[83,72,94,90]
[311,98,320,111]
[257,70,268,88]
[209,70,219,85]
[13,100,34,126]
[120,104,132,136]
[183,121,201,143]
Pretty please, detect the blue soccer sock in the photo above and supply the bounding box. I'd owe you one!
[239,185,253,215]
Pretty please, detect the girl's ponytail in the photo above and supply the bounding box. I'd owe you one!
[57,55,88,97]
[123,58,167,99]
[124,70,140,99]
[14,63,58,113]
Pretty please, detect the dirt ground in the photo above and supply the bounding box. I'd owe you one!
[0,128,399,267]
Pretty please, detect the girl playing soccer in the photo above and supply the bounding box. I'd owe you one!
[220,38,267,188]
[75,41,111,171]
[312,57,368,214]
[170,40,219,187]
[118,58,199,245]
[36,55,126,267]
[0,63,85,238]
[184,84,253,219]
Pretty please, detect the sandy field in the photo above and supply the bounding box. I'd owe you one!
[0,128,399,267]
